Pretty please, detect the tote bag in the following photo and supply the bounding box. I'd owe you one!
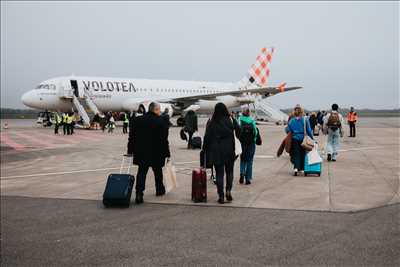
[231,118,242,156]
[163,160,177,193]
[301,117,315,151]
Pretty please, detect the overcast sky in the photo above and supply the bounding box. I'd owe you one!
[1,1,398,110]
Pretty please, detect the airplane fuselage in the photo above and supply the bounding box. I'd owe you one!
[22,76,240,113]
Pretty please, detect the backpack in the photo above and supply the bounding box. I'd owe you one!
[240,121,255,145]
[327,113,341,131]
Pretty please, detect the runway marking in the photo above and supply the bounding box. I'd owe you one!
[0,132,26,150]
[255,155,275,159]
[31,132,81,144]
[338,146,384,152]
[1,167,121,180]
[13,131,55,148]
[1,160,202,180]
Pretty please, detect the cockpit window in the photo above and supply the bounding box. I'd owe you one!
[35,84,56,90]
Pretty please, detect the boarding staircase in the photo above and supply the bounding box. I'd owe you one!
[253,98,289,124]
[71,91,102,128]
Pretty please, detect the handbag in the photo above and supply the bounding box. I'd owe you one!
[301,117,315,151]
[255,127,262,146]
[307,144,322,165]
[163,159,177,193]
[231,118,242,156]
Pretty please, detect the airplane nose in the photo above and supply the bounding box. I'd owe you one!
[21,90,37,108]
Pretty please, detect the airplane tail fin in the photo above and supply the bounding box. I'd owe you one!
[237,47,274,89]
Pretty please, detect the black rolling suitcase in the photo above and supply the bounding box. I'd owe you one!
[190,136,202,149]
[103,155,135,207]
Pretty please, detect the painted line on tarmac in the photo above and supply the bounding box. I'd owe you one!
[254,155,275,159]
[0,132,26,150]
[1,160,198,180]
[1,167,121,180]
[338,146,384,152]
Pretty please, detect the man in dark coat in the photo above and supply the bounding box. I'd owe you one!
[184,110,198,148]
[132,102,170,204]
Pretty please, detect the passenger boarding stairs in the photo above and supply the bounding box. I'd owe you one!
[59,85,101,127]
[253,98,289,124]
[72,90,102,127]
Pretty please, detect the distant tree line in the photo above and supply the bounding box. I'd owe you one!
[281,108,400,117]
[0,108,399,119]
[0,108,38,119]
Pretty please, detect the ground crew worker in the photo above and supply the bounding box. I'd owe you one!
[347,107,358,137]
[54,112,62,135]
[123,113,129,134]
[66,112,74,135]
[62,113,68,135]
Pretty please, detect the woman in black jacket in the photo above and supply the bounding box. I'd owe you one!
[203,103,240,204]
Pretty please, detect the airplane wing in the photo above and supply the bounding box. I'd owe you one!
[161,85,302,104]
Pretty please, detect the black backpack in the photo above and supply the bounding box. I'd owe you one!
[240,121,255,145]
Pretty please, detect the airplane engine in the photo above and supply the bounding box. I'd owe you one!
[196,95,239,112]
[122,99,173,117]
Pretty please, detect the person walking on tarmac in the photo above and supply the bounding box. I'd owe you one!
[66,112,74,135]
[184,110,198,149]
[130,102,170,204]
[287,105,314,176]
[54,112,62,135]
[323,103,344,161]
[122,113,129,134]
[203,103,241,204]
[62,113,69,135]
[347,107,358,137]
[238,107,258,185]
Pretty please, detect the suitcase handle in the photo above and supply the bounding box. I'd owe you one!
[120,154,133,174]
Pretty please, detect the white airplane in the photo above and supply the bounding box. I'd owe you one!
[21,47,301,125]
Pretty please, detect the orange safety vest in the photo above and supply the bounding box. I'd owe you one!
[347,112,358,122]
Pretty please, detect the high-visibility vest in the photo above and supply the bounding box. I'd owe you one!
[124,114,129,123]
[347,112,358,122]
[67,115,73,124]
[63,114,68,123]
[55,113,62,124]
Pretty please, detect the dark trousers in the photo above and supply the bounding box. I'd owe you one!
[136,164,165,194]
[187,131,194,148]
[63,123,67,135]
[349,122,356,137]
[123,123,128,134]
[214,161,234,198]
[290,139,305,171]
[54,123,59,134]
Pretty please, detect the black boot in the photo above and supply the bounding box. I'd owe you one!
[239,175,244,184]
[218,197,225,204]
[327,154,332,161]
[226,191,233,202]
[135,192,144,204]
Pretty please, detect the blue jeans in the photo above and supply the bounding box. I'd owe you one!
[326,129,341,159]
[240,158,254,182]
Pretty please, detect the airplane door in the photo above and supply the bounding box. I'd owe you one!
[70,80,79,97]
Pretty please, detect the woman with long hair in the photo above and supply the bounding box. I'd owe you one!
[287,104,313,176]
[203,103,240,204]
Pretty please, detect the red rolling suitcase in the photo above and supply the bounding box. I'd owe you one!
[192,168,207,203]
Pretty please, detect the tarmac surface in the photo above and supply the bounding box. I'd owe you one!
[1,117,399,266]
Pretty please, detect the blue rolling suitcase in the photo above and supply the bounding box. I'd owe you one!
[103,155,135,207]
[304,152,322,177]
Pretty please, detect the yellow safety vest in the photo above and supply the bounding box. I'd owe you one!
[63,114,68,123]
[67,115,73,124]
[124,115,129,123]
[55,114,62,124]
